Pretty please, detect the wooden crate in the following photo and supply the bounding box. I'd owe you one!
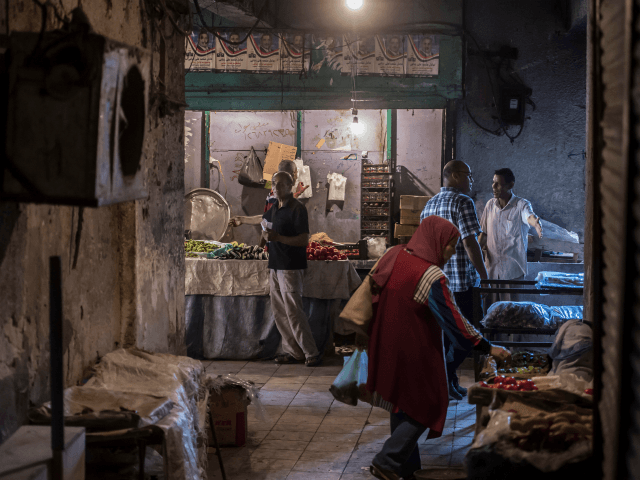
[400,209,421,225]
[394,223,418,238]
[399,195,432,210]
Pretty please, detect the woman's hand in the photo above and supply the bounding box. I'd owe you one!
[229,217,243,227]
[490,346,511,363]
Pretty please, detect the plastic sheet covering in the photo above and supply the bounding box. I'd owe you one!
[548,320,593,381]
[185,258,362,297]
[186,295,334,359]
[530,373,593,397]
[482,302,583,329]
[294,159,313,199]
[536,271,584,289]
[532,219,579,244]
[29,387,174,431]
[86,349,206,480]
[365,237,386,259]
[467,409,592,475]
[206,374,268,423]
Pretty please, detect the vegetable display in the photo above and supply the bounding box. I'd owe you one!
[185,240,267,260]
[185,240,221,253]
[481,301,583,329]
[306,241,348,261]
[497,351,550,375]
[480,376,539,391]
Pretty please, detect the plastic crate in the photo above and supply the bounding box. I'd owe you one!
[334,240,368,260]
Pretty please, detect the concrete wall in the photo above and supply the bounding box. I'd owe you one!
[0,0,185,442]
[185,111,203,193]
[459,0,586,241]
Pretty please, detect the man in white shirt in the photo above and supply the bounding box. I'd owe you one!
[479,168,543,302]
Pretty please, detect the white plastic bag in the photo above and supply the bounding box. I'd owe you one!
[366,237,386,259]
[294,158,313,199]
[327,172,347,201]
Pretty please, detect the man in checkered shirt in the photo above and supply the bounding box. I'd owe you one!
[420,160,488,400]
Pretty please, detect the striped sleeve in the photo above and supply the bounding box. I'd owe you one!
[427,276,491,353]
[414,265,445,304]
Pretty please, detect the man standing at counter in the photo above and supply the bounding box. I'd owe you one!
[420,160,488,400]
[479,168,543,303]
[262,171,322,367]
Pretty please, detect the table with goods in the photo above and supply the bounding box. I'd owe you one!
[184,239,363,360]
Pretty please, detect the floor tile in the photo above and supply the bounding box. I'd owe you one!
[452,436,474,447]
[289,398,335,408]
[285,406,329,417]
[321,416,368,426]
[251,448,304,461]
[342,460,373,474]
[454,425,475,437]
[247,430,270,446]
[339,473,372,480]
[262,383,304,392]
[311,432,360,444]
[449,452,467,466]
[304,441,356,453]
[265,430,316,442]
[327,407,371,417]
[258,439,309,452]
[269,376,311,384]
[316,424,366,434]
[419,443,453,455]
[278,414,325,425]
[304,375,338,385]
[299,383,333,393]
[286,473,342,480]
[271,422,321,433]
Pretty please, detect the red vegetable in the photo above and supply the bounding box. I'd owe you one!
[493,376,506,385]
[503,377,517,386]
[584,389,593,395]
[505,385,518,391]
[479,382,489,388]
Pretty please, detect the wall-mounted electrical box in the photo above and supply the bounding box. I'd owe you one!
[3,31,150,206]
[499,87,530,126]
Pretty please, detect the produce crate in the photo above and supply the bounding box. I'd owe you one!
[400,208,421,225]
[334,240,368,260]
[394,223,418,238]
[399,195,432,211]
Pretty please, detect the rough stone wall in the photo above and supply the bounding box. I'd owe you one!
[0,0,185,442]
[459,0,586,240]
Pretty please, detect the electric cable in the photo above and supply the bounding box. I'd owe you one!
[193,0,269,45]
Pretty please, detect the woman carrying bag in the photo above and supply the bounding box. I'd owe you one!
[340,216,510,480]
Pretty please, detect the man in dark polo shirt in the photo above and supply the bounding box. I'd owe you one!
[262,171,322,367]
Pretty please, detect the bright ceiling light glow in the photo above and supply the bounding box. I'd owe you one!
[346,0,363,10]
[351,117,366,135]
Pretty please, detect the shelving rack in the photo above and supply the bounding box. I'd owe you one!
[360,156,395,245]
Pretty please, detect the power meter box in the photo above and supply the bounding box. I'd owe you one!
[499,87,531,126]
[3,31,150,206]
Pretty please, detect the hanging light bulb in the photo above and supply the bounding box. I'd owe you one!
[351,116,365,135]
[346,0,364,10]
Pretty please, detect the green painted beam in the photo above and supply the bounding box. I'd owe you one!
[185,36,462,111]
[387,110,392,162]
[296,111,302,158]
[204,111,210,188]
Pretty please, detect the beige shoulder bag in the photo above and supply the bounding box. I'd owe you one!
[338,257,383,337]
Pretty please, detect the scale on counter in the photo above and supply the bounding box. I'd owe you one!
[184,188,230,241]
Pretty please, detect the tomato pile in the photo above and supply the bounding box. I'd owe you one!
[480,376,539,391]
[306,242,348,261]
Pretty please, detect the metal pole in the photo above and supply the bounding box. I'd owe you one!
[50,256,64,480]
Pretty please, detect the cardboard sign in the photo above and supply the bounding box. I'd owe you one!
[263,141,298,181]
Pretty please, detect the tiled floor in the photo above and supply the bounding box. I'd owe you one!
[205,357,476,480]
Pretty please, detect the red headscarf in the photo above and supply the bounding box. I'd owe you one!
[371,216,460,291]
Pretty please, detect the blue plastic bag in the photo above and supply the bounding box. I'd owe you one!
[329,349,369,406]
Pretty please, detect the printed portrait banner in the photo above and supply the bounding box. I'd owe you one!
[310,35,344,73]
[342,34,376,76]
[280,33,311,74]
[375,34,406,76]
[248,32,280,73]
[406,34,440,76]
[217,31,249,72]
[185,27,216,72]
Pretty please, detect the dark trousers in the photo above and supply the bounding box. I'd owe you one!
[444,289,475,381]
[373,410,427,478]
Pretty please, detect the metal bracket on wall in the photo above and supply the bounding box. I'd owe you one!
[296,111,302,158]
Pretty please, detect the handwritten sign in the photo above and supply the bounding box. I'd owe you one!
[263,141,298,181]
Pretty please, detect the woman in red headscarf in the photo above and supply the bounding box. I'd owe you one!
[366,215,510,480]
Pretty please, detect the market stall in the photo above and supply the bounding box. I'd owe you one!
[184,256,362,360]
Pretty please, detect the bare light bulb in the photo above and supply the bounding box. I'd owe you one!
[346,0,363,10]
[351,117,365,135]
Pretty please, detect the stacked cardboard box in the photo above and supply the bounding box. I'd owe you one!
[395,195,432,238]
[208,385,250,447]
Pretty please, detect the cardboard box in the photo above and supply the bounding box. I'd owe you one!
[263,141,298,181]
[394,223,419,238]
[400,209,421,225]
[399,195,432,211]
[208,385,249,447]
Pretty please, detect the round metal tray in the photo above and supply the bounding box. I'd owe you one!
[184,188,230,241]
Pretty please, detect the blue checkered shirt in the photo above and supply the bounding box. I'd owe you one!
[420,187,483,292]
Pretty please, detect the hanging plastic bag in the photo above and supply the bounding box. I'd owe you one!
[329,349,370,406]
[238,147,267,188]
[294,158,313,199]
[327,172,347,201]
